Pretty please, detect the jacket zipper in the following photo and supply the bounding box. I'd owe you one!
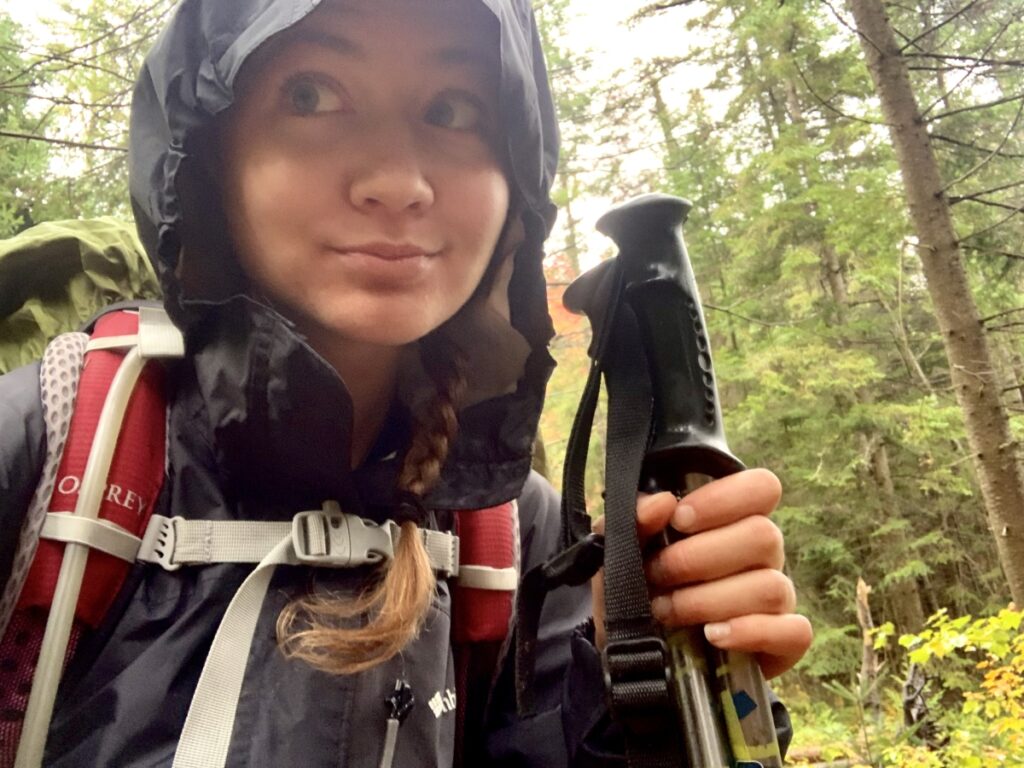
[378,678,414,768]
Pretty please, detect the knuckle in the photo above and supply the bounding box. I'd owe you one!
[670,588,702,625]
[759,571,795,613]
[748,515,784,562]
[665,540,700,583]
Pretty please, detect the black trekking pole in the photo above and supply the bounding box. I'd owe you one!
[566,194,782,767]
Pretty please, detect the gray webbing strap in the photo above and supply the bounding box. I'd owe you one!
[40,513,142,563]
[171,533,297,768]
[137,516,292,570]
[169,507,459,768]
[137,508,458,575]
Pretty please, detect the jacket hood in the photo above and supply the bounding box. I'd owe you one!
[127,0,559,510]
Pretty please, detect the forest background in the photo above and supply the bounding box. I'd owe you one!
[1,0,1022,764]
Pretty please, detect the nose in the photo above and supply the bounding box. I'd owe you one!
[348,130,434,214]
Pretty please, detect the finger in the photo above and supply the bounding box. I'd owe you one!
[636,492,676,546]
[647,515,785,588]
[591,492,676,544]
[671,468,782,535]
[650,569,796,627]
[703,614,814,680]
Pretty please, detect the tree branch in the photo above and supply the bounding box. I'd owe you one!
[631,0,700,19]
[919,9,1016,119]
[930,132,1024,159]
[900,0,983,53]
[941,100,1024,192]
[950,178,1024,202]
[819,0,885,55]
[959,204,1024,242]
[981,307,1024,325]
[0,129,126,152]
[961,244,1024,262]
[793,61,885,126]
[927,92,1024,122]
[905,51,1024,68]
[950,196,1024,212]
[0,87,132,110]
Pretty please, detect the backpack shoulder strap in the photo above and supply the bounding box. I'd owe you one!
[5,305,183,768]
[450,500,519,768]
[0,332,89,639]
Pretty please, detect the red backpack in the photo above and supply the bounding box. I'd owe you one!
[0,306,518,768]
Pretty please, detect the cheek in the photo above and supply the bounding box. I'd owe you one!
[460,170,509,251]
[226,160,317,265]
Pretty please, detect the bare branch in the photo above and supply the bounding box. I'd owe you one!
[703,303,823,330]
[905,51,1024,68]
[0,129,126,153]
[819,0,885,55]
[919,9,1016,118]
[959,204,1024,242]
[941,100,1024,192]
[949,179,1024,202]
[630,0,700,20]
[927,92,1024,122]
[793,62,885,126]
[951,197,1024,212]
[962,244,1024,262]
[986,320,1024,332]
[981,307,1024,325]
[930,131,1024,159]
[0,88,132,110]
[56,0,170,58]
[900,0,984,53]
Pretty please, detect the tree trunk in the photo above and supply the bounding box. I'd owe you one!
[848,0,1024,604]
[863,434,926,632]
[855,578,881,720]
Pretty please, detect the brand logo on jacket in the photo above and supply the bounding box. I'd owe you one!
[428,688,457,719]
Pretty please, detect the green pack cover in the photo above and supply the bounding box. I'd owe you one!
[0,218,160,374]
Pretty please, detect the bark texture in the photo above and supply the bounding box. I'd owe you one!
[855,577,881,719]
[848,0,1024,604]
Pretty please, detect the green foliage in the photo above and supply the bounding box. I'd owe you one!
[886,608,1024,765]
[1,0,175,226]
[788,607,1024,767]
[0,14,52,236]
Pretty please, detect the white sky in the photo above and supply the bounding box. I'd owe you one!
[552,1,717,267]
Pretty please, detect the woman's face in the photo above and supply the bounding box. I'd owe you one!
[220,0,509,350]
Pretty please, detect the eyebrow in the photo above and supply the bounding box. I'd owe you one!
[432,46,495,73]
[286,30,492,73]
[287,30,366,59]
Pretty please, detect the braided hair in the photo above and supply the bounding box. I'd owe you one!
[276,331,467,675]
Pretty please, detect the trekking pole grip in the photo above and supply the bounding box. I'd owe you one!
[596,193,783,768]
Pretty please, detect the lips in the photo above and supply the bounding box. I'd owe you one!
[332,242,435,260]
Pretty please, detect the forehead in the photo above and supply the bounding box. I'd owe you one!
[248,0,500,74]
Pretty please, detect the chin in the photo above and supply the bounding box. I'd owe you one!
[334,320,440,349]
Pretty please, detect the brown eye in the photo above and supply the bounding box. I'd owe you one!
[425,92,484,131]
[283,74,344,115]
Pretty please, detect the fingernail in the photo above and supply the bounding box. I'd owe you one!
[704,622,731,643]
[673,503,696,532]
[651,596,672,621]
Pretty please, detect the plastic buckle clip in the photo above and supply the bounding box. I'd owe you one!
[140,514,183,571]
[601,636,673,719]
[292,503,396,567]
